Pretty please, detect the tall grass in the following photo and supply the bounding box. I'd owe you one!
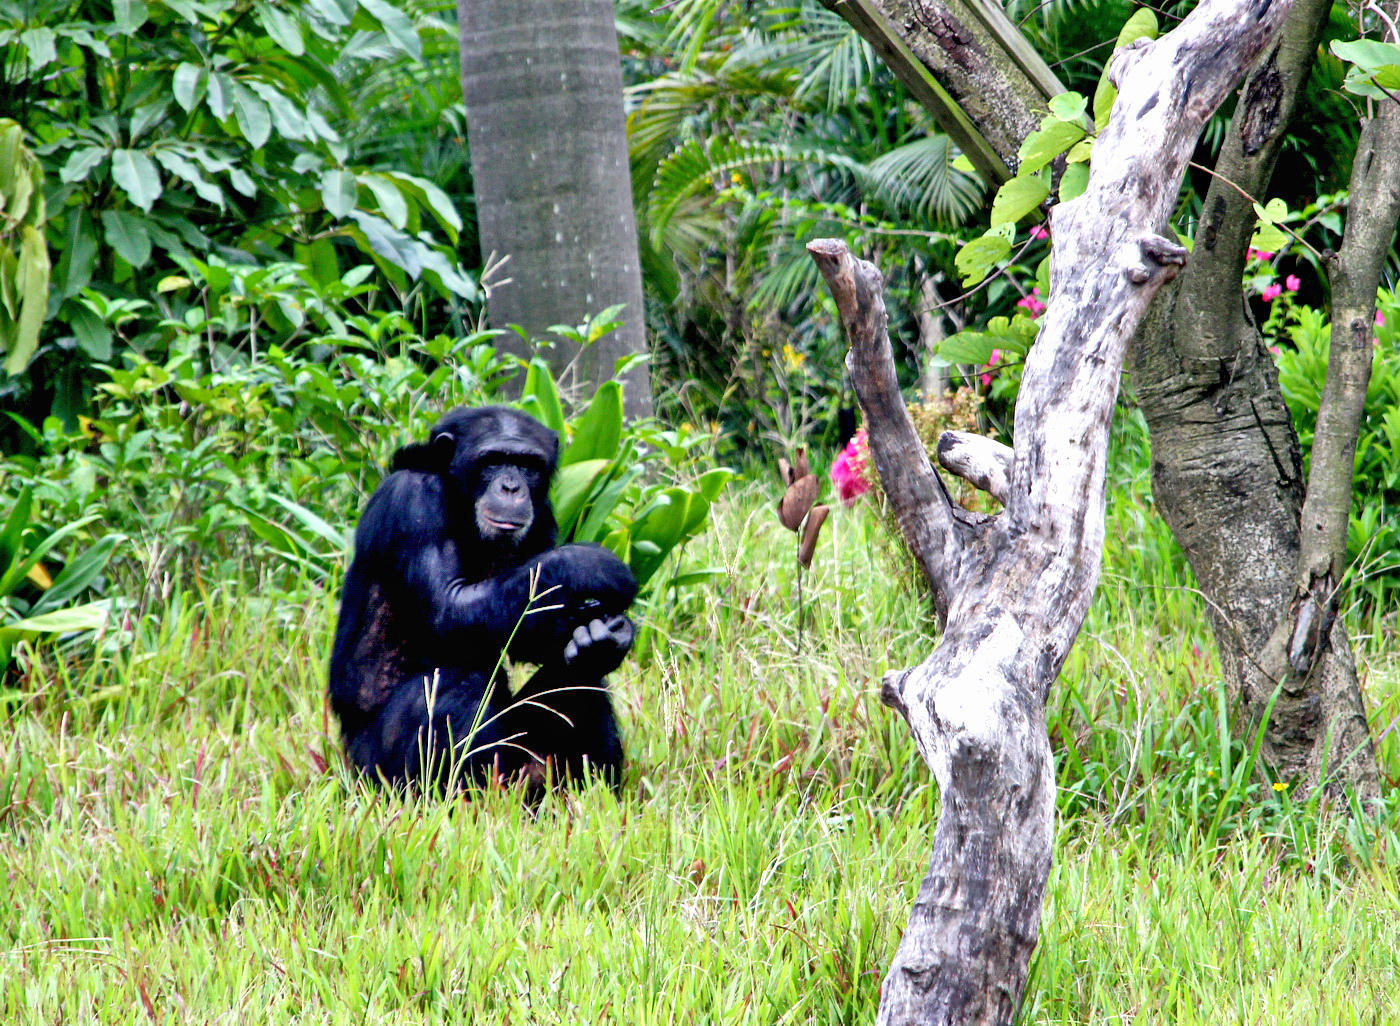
[3,477,1397,1024]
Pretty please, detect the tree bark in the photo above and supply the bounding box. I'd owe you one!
[810,4,1291,1021]
[458,0,652,417]
[819,0,1069,179]
[1130,0,1383,797]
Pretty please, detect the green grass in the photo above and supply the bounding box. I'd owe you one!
[3,482,1398,1024]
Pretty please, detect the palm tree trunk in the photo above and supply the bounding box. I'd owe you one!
[458,0,652,416]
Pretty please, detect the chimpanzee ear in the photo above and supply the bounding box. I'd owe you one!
[392,431,457,473]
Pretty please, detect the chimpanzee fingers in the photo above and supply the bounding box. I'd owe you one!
[604,614,635,649]
[563,639,579,664]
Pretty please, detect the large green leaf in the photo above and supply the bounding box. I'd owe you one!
[110,149,162,212]
[1017,120,1084,177]
[561,381,623,466]
[521,359,565,434]
[954,234,1011,287]
[172,63,205,111]
[0,603,109,639]
[101,210,153,267]
[321,169,358,219]
[361,173,409,230]
[29,535,121,616]
[230,81,272,149]
[153,150,224,207]
[60,147,107,185]
[358,0,423,61]
[551,459,610,536]
[0,487,32,583]
[0,514,101,597]
[257,5,306,55]
[990,174,1049,227]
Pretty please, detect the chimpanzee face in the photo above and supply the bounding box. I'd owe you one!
[472,456,545,543]
[389,406,561,549]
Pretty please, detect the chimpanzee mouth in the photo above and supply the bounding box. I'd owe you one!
[483,516,525,532]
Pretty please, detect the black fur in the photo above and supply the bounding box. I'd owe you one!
[328,406,638,792]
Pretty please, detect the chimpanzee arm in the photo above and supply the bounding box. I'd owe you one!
[359,471,636,653]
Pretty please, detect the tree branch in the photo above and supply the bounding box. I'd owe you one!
[812,1,1294,1022]
[1290,100,1400,675]
[936,430,1013,505]
[807,239,964,622]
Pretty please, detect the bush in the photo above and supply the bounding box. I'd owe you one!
[0,261,730,610]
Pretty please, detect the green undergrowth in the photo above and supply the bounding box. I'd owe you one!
[3,480,1398,1024]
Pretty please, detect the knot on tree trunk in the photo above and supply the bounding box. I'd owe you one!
[881,668,912,717]
[1127,235,1190,285]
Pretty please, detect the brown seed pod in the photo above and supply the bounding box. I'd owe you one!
[778,475,819,532]
[798,504,829,568]
[793,448,811,482]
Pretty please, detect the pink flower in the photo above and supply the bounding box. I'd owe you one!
[1285,275,1301,292]
[1377,309,1386,326]
[979,349,1003,388]
[1016,287,1046,319]
[1247,247,1276,262]
[1261,283,1283,302]
[1029,225,1049,240]
[1268,346,1281,356]
[831,429,871,505]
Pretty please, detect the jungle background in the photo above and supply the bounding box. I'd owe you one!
[1,1,1398,1022]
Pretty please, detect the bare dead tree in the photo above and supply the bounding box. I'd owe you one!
[808,0,1293,1021]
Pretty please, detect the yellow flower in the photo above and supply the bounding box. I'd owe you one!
[730,172,742,183]
[1272,782,1289,792]
[782,343,805,371]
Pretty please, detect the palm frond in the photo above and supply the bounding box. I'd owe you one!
[645,137,865,248]
[866,135,985,226]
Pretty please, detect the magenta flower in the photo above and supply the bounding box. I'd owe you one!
[979,348,1003,388]
[1377,310,1386,326]
[1029,225,1049,240]
[1016,287,1046,319]
[1247,247,1276,262]
[1262,283,1283,302]
[830,429,871,505]
[1285,274,1301,292]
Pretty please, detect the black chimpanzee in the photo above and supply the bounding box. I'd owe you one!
[328,406,638,792]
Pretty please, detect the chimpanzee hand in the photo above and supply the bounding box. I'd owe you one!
[535,544,638,614]
[562,614,634,676]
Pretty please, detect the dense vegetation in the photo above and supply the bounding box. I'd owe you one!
[2,0,1398,1022]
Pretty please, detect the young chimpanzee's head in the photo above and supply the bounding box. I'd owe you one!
[393,406,559,550]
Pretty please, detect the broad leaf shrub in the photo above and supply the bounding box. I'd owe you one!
[0,487,122,687]
[0,261,730,616]
[0,0,474,419]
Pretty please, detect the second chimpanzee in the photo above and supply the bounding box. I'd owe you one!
[328,406,638,792]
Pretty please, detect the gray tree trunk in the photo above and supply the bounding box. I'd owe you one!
[809,3,1291,1020]
[833,0,1387,798]
[1130,0,1385,797]
[458,0,652,417]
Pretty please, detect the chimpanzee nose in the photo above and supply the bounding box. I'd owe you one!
[502,480,520,494]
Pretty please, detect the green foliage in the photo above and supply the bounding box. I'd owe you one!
[0,120,49,374]
[2,259,729,600]
[621,0,984,439]
[0,487,120,680]
[0,0,474,394]
[1330,36,1400,98]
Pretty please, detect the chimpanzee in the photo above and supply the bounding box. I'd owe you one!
[328,406,638,792]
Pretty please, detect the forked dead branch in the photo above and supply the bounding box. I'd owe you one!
[808,0,1295,1022]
